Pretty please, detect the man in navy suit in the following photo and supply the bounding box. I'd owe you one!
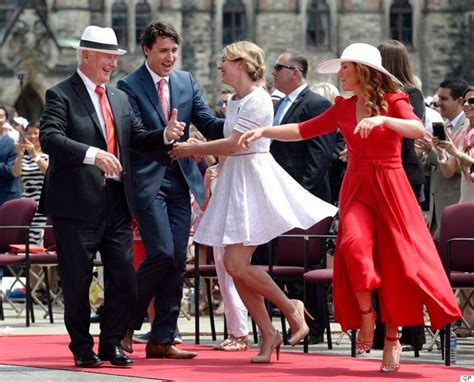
[270,50,336,344]
[39,26,184,368]
[118,21,224,359]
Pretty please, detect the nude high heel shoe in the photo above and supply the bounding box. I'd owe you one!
[380,336,402,372]
[356,307,376,356]
[250,331,282,364]
[288,299,313,347]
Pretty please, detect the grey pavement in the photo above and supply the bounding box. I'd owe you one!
[0,298,473,381]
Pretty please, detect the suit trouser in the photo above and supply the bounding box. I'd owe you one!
[131,165,191,344]
[52,180,135,354]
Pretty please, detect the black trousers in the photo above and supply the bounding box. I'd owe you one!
[52,180,135,354]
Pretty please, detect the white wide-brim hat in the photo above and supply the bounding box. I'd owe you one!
[315,43,402,86]
[72,26,127,55]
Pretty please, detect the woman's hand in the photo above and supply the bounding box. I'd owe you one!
[436,139,458,157]
[204,167,218,191]
[15,142,25,157]
[238,128,264,150]
[23,138,37,157]
[354,116,385,139]
[169,141,196,160]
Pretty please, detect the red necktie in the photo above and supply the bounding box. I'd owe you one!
[95,85,117,156]
[157,78,169,122]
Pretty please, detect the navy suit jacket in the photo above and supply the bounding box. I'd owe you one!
[39,72,167,219]
[270,87,336,203]
[118,64,224,208]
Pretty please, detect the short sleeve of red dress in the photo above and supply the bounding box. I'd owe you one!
[385,92,421,121]
[298,96,343,139]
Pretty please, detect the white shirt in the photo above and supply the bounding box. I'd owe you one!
[277,83,308,121]
[77,69,120,180]
[145,62,174,145]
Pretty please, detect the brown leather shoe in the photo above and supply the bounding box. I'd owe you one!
[146,343,197,359]
[120,329,134,354]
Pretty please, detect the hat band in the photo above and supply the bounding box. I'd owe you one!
[79,39,119,51]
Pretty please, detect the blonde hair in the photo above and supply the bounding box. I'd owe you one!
[354,63,400,116]
[223,41,265,82]
[310,82,340,104]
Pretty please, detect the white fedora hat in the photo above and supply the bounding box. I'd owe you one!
[72,25,126,55]
[315,43,402,86]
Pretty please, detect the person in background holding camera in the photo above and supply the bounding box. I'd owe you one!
[415,79,469,238]
[433,85,474,338]
[12,121,48,244]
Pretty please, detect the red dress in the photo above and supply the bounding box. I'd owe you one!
[299,92,461,331]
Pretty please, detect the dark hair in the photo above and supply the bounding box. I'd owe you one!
[377,39,416,88]
[462,85,474,99]
[286,49,308,78]
[25,121,40,132]
[141,20,182,51]
[439,79,469,99]
[208,104,226,118]
[0,105,9,120]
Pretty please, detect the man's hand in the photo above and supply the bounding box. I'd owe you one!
[95,150,122,176]
[414,133,433,153]
[164,108,185,142]
[238,128,264,150]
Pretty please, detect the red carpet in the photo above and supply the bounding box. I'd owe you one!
[0,335,470,381]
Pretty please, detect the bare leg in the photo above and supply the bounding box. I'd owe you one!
[354,290,376,355]
[381,323,401,371]
[224,244,296,360]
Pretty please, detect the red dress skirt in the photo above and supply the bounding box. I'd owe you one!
[299,92,461,331]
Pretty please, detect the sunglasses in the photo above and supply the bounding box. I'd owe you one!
[273,63,304,73]
[463,97,474,105]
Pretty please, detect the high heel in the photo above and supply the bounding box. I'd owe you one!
[356,307,376,356]
[250,331,282,364]
[288,299,313,346]
[380,336,401,373]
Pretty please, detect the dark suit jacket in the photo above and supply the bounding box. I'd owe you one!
[401,86,426,188]
[117,64,224,208]
[270,87,336,203]
[39,72,167,220]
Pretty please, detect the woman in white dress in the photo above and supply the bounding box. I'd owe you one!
[170,41,337,363]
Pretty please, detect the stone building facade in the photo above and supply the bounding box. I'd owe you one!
[0,0,472,122]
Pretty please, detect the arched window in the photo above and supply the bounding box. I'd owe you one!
[112,1,128,48]
[135,1,150,45]
[222,0,246,45]
[0,0,19,43]
[306,0,330,49]
[390,0,412,46]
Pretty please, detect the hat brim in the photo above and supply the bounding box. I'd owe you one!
[315,58,403,86]
[72,44,127,56]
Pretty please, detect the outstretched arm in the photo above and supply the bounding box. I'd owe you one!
[238,123,302,150]
[170,130,242,159]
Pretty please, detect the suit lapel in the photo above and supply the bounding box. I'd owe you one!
[138,63,168,126]
[280,87,307,124]
[71,73,103,138]
[169,71,182,112]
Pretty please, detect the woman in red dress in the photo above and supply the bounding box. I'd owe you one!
[240,43,461,372]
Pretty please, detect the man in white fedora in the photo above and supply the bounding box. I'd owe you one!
[39,25,185,368]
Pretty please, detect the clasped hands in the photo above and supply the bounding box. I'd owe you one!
[96,108,186,176]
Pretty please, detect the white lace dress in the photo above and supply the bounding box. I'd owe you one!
[193,86,338,246]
